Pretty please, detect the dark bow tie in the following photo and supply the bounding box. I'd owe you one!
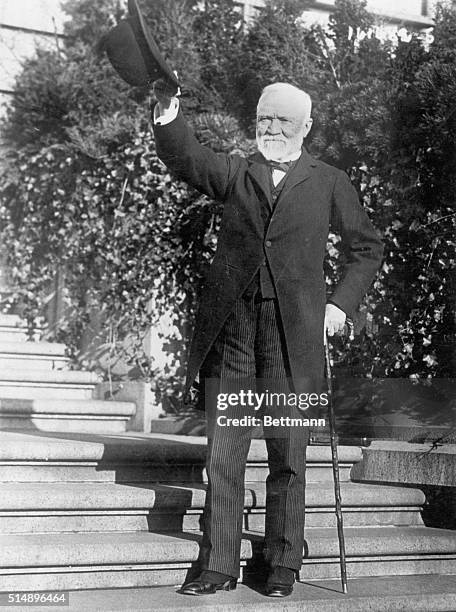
[267,159,294,173]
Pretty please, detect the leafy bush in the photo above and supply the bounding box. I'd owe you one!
[0,0,246,402]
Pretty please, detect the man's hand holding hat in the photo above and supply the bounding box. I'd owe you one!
[152,77,180,111]
[151,77,181,126]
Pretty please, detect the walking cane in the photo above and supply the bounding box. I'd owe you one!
[324,320,353,595]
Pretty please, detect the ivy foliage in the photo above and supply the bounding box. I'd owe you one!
[0,0,247,396]
[0,0,454,408]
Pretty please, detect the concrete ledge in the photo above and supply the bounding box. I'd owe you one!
[0,369,100,384]
[0,417,134,434]
[0,341,70,370]
[0,329,29,342]
[0,432,207,462]
[351,441,456,486]
[1,526,456,568]
[0,432,361,463]
[0,341,67,356]
[45,575,456,612]
[0,370,101,400]
[0,314,25,327]
[0,481,425,511]
[0,398,135,416]
[0,398,136,433]
[0,531,210,567]
[0,507,424,534]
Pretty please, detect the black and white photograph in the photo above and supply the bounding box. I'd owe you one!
[0,0,455,610]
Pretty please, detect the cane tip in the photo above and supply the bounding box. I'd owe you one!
[342,583,348,594]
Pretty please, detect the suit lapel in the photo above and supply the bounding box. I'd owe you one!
[277,149,315,205]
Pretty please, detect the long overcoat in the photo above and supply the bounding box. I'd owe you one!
[153,111,384,394]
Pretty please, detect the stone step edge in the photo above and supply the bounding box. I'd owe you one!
[2,553,456,576]
[0,370,100,384]
[18,577,456,612]
[0,460,352,468]
[0,314,27,326]
[0,341,68,356]
[2,551,456,569]
[0,481,426,509]
[0,465,355,484]
[2,574,456,612]
[149,592,456,612]
[0,433,362,463]
[0,399,135,416]
[4,552,456,573]
[0,356,68,365]
[0,499,424,514]
[0,504,423,517]
[1,527,456,567]
[0,416,132,423]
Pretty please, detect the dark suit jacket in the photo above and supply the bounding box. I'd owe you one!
[153,110,384,394]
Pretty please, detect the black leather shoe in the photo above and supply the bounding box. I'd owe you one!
[265,583,294,597]
[265,566,296,597]
[180,577,237,596]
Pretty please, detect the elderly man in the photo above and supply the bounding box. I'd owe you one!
[152,81,383,597]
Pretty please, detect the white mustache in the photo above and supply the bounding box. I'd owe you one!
[261,138,286,144]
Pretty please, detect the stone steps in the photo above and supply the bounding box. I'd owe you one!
[0,432,357,483]
[0,368,100,400]
[0,399,136,433]
[0,481,425,533]
[0,319,136,432]
[0,340,69,370]
[0,314,38,342]
[0,316,139,434]
[0,432,455,593]
[31,576,456,612]
[1,527,456,591]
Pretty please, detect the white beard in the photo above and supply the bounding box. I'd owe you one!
[256,134,303,161]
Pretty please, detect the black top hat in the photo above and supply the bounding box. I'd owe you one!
[103,0,179,91]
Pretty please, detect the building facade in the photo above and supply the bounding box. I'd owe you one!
[0,0,65,112]
[240,0,435,29]
[0,0,436,114]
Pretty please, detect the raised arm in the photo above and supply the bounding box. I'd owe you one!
[151,80,240,202]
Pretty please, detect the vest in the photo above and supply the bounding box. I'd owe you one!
[244,162,297,301]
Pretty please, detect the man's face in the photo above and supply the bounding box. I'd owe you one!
[256,91,312,161]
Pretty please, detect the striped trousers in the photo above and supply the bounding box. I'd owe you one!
[198,295,309,578]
